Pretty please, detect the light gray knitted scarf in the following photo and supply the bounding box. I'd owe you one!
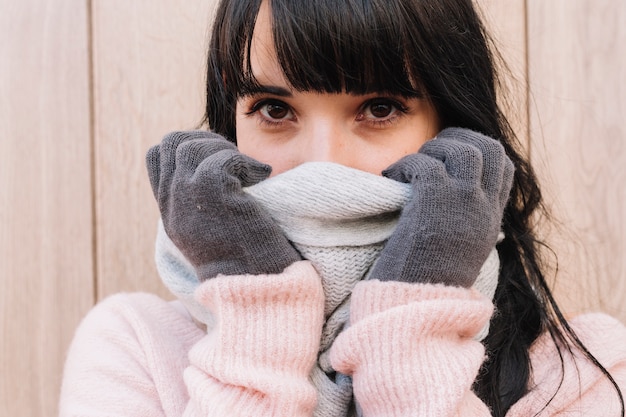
[154,161,501,417]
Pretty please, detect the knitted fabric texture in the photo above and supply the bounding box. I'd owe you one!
[245,161,501,416]
[154,161,501,417]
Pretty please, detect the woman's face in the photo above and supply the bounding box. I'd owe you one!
[235,1,441,176]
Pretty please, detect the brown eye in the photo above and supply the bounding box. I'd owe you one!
[361,98,404,121]
[261,101,291,120]
[356,97,408,127]
[369,102,393,118]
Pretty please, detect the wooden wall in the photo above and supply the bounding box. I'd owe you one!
[1,1,624,416]
[527,0,626,318]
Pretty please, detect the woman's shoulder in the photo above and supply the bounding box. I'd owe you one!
[60,293,203,415]
[69,292,204,357]
[564,313,626,380]
[82,292,190,327]
[544,312,626,367]
[531,312,626,378]
[508,312,626,416]
[568,312,626,349]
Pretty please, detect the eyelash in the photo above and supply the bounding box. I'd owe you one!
[245,99,293,128]
[244,97,410,128]
[359,98,410,128]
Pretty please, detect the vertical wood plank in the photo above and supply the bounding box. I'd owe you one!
[475,0,529,145]
[0,1,93,416]
[528,0,626,321]
[91,1,218,299]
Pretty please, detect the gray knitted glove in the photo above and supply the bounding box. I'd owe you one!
[146,130,301,281]
[369,127,514,288]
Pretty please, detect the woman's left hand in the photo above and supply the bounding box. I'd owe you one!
[369,127,514,288]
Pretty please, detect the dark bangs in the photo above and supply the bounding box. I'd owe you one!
[206,0,440,141]
[260,0,421,97]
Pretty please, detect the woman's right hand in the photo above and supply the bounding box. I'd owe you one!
[146,130,301,281]
[370,127,514,288]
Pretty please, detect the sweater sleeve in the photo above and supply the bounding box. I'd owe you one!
[58,292,204,417]
[330,280,494,417]
[182,260,325,417]
[59,261,324,417]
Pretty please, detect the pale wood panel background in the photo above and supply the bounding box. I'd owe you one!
[477,0,529,144]
[0,1,94,416]
[92,1,217,300]
[527,0,626,318]
[1,1,625,416]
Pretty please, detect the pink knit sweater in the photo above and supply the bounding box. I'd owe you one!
[59,261,626,416]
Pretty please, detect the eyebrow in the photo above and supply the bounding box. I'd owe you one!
[242,84,293,97]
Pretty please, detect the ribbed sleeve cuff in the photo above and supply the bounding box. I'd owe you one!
[185,261,324,416]
[347,280,493,335]
[330,280,493,416]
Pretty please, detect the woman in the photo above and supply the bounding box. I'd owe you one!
[59,0,626,415]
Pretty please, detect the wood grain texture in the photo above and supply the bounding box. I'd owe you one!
[91,1,217,300]
[527,0,626,321]
[0,1,93,416]
[475,0,529,143]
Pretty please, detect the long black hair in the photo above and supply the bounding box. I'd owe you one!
[203,0,623,414]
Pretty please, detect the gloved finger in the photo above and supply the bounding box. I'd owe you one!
[149,130,219,203]
[226,152,273,187]
[439,128,514,202]
[160,131,217,175]
[187,147,271,194]
[145,144,161,201]
[197,147,272,186]
[174,135,237,175]
[499,160,515,211]
[382,152,447,184]
[419,136,483,185]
